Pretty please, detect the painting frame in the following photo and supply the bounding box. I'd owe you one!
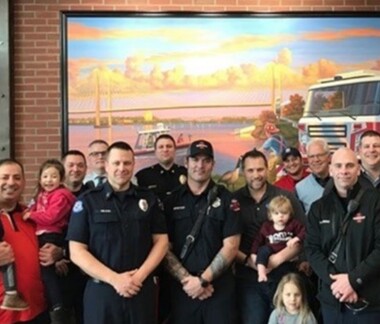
[61,11,380,178]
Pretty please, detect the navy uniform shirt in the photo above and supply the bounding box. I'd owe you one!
[66,182,167,273]
[164,182,241,276]
[135,163,187,201]
[233,182,305,280]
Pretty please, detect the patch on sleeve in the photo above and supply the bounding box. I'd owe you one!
[230,199,240,212]
[72,201,83,213]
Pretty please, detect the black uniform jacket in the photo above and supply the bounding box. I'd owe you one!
[305,182,380,310]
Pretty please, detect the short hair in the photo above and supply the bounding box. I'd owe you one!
[88,139,109,148]
[107,141,134,157]
[241,148,268,169]
[267,195,293,220]
[62,150,86,163]
[306,138,329,155]
[0,158,25,177]
[359,130,380,146]
[154,134,176,150]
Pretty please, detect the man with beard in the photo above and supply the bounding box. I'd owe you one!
[274,147,309,192]
[233,149,305,324]
[358,130,380,189]
[305,147,380,323]
[163,140,241,324]
[296,139,331,214]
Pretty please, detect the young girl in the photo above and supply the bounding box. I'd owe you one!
[251,195,305,282]
[23,159,76,323]
[268,272,317,324]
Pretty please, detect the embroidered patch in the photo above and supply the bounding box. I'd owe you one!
[138,199,148,212]
[353,212,366,223]
[230,199,240,212]
[73,201,83,213]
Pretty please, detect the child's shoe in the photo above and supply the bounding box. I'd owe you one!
[0,292,29,311]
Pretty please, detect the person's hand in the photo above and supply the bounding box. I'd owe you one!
[297,261,313,276]
[247,254,257,270]
[198,284,214,300]
[0,242,14,266]
[22,211,30,221]
[55,259,70,276]
[39,243,63,266]
[286,237,300,247]
[330,273,357,303]
[111,269,142,298]
[181,275,204,299]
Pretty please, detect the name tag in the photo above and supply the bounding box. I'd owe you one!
[319,220,330,224]
[173,206,185,210]
[99,209,112,213]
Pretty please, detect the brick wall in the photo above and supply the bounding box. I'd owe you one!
[12,0,380,198]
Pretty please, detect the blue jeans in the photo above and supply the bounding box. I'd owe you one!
[236,277,276,324]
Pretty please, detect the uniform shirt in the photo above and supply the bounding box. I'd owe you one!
[164,182,241,276]
[0,205,46,323]
[71,182,92,198]
[233,183,305,281]
[67,182,167,273]
[359,169,380,189]
[135,163,187,201]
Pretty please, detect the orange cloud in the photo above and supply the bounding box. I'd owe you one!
[302,28,380,41]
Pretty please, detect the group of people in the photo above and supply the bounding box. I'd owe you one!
[0,130,379,324]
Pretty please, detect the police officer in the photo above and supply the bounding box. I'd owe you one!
[67,141,169,324]
[163,139,241,324]
[135,134,187,201]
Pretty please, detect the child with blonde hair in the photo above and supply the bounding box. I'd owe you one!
[269,272,317,324]
[251,195,305,282]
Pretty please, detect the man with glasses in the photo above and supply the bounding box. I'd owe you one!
[296,139,331,214]
[83,140,109,187]
[305,147,380,323]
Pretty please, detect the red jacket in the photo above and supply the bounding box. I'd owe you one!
[29,187,76,234]
[274,168,310,193]
[0,205,46,323]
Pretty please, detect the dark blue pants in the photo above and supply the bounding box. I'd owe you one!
[322,303,380,324]
[38,233,64,309]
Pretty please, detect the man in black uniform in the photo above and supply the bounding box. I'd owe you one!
[163,139,241,324]
[135,134,187,201]
[66,141,169,324]
[233,149,306,324]
[305,147,380,323]
[358,130,380,189]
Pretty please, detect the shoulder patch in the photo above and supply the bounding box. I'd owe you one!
[72,201,83,213]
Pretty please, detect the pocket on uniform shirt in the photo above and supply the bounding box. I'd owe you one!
[93,211,119,241]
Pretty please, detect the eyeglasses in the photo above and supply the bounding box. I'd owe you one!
[89,151,107,157]
[345,299,369,313]
[307,152,329,160]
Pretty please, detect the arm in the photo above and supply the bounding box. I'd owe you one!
[70,241,141,298]
[39,243,63,266]
[132,234,169,284]
[181,234,240,299]
[267,243,301,270]
[163,247,191,282]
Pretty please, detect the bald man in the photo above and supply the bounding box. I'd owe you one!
[305,148,380,323]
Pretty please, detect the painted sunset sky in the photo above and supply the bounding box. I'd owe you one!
[66,15,380,119]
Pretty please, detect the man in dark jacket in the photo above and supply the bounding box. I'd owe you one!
[305,147,380,323]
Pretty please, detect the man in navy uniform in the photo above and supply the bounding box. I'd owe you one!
[163,139,241,324]
[67,141,169,324]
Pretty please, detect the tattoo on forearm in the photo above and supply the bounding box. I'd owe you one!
[210,252,228,280]
[163,251,190,282]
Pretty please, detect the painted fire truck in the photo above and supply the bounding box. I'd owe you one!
[298,70,380,156]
